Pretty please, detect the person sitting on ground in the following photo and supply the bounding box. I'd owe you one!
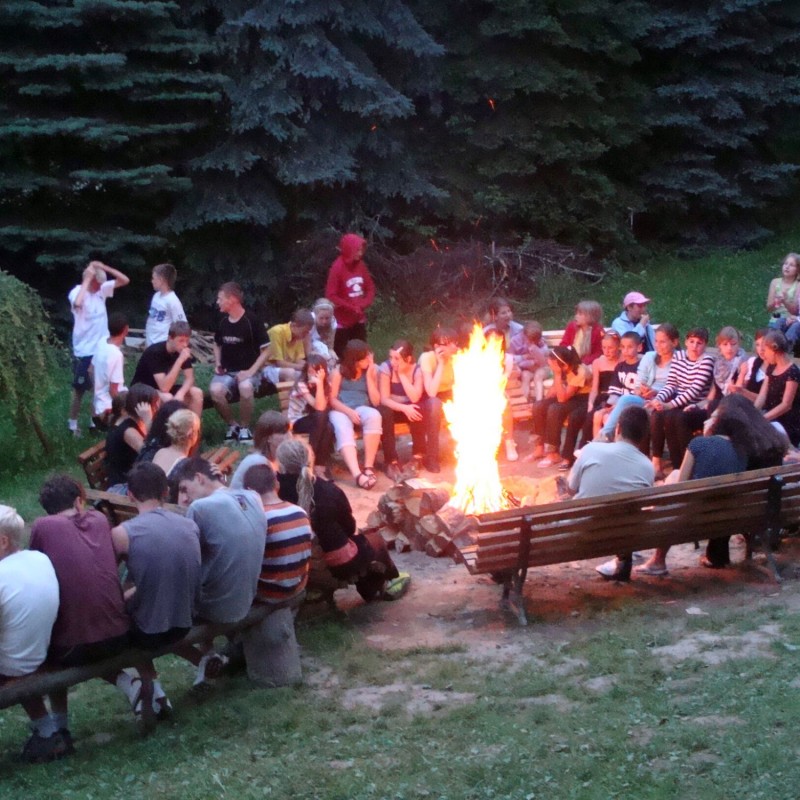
[379,339,426,482]
[583,331,621,444]
[482,297,523,350]
[131,320,204,418]
[596,323,680,444]
[418,327,458,474]
[110,462,202,730]
[92,311,129,429]
[242,462,313,604]
[275,440,409,602]
[144,262,187,347]
[530,346,591,469]
[0,505,61,763]
[27,476,136,754]
[325,233,376,358]
[508,320,550,401]
[647,326,714,479]
[229,411,292,489]
[766,252,800,350]
[135,399,189,465]
[590,332,642,439]
[105,383,160,491]
[252,308,315,384]
[564,406,655,582]
[286,355,335,479]
[754,329,800,445]
[732,328,768,403]
[611,291,655,352]
[153,408,202,480]
[67,259,130,436]
[329,339,382,490]
[559,300,604,365]
[702,326,748,415]
[310,297,338,368]
[209,281,269,443]
[172,457,266,688]
[637,394,788,576]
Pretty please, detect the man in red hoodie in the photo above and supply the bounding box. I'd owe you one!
[325,233,376,358]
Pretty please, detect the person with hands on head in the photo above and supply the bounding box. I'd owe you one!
[132,321,203,418]
[418,327,458,473]
[378,339,426,482]
[68,259,130,436]
[329,340,382,489]
[612,291,655,352]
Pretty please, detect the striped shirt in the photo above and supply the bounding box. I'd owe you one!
[654,351,714,408]
[257,501,313,603]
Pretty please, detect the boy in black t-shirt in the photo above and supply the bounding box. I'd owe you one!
[209,282,269,442]
[132,321,204,418]
[591,332,641,438]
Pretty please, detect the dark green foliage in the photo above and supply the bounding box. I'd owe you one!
[0,0,221,297]
[168,0,445,313]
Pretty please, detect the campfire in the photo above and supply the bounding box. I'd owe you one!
[444,323,517,515]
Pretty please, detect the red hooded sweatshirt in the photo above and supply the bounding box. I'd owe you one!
[324,233,375,328]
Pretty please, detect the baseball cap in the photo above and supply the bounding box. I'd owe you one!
[623,291,650,307]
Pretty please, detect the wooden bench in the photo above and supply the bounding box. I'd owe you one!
[453,464,800,624]
[78,442,241,491]
[0,593,305,712]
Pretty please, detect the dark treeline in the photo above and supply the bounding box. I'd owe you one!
[2,0,800,325]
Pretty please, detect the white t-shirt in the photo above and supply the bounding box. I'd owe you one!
[568,441,655,500]
[92,340,126,415]
[145,291,187,346]
[0,550,60,677]
[68,280,116,357]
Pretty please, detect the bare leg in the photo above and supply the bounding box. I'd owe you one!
[340,443,362,478]
[363,432,380,471]
[210,382,235,425]
[186,387,204,419]
[239,380,255,428]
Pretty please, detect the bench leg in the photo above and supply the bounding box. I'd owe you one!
[500,569,528,626]
[241,607,302,688]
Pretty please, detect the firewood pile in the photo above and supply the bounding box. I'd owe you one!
[361,478,480,558]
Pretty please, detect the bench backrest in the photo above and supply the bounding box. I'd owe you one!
[458,464,800,575]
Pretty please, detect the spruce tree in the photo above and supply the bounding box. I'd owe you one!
[0,0,221,297]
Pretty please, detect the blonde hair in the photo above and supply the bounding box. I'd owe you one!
[313,298,335,314]
[576,300,603,326]
[716,326,740,346]
[0,505,25,550]
[276,439,315,515]
[166,409,201,450]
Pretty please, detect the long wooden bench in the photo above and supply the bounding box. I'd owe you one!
[78,442,241,491]
[0,593,305,712]
[453,464,800,625]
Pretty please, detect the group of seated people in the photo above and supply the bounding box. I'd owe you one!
[1,429,409,764]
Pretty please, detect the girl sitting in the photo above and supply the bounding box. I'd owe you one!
[559,300,604,365]
[106,384,160,491]
[508,321,549,400]
[418,327,458,474]
[482,297,522,350]
[755,330,800,445]
[732,328,768,402]
[229,411,292,489]
[152,408,201,479]
[378,339,426,482]
[766,252,800,349]
[329,339,382,489]
[583,331,621,443]
[703,326,748,414]
[590,332,641,439]
[286,354,335,478]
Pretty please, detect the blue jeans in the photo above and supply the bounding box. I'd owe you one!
[600,395,646,439]
[768,316,800,346]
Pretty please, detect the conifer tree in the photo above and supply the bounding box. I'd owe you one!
[0,0,221,293]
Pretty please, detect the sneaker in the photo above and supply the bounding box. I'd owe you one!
[193,652,229,690]
[382,572,412,601]
[225,424,240,441]
[20,731,71,764]
[595,558,631,582]
[237,426,253,442]
[505,439,518,462]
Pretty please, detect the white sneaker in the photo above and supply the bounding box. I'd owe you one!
[224,424,240,441]
[595,558,620,578]
[505,439,518,462]
[237,426,253,442]
[193,652,229,689]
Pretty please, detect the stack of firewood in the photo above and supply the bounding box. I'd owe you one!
[360,478,480,558]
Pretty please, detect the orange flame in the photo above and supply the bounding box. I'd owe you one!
[443,324,508,514]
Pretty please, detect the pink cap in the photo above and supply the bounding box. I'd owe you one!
[623,291,650,307]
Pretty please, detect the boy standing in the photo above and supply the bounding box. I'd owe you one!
[68,260,130,436]
[325,233,375,358]
[210,282,269,442]
[92,312,129,426]
[145,263,187,347]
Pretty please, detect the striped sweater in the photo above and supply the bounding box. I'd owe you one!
[257,501,313,603]
[654,351,714,408]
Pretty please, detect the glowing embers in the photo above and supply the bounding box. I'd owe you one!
[443,324,512,515]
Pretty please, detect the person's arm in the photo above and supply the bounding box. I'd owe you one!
[71,267,94,311]
[754,375,768,411]
[174,366,196,402]
[365,359,381,406]
[213,342,224,375]
[110,523,130,561]
[763,375,799,421]
[553,368,579,403]
[668,357,714,409]
[421,351,447,397]
[153,347,193,393]
[559,321,576,347]
[585,325,603,364]
[356,268,376,312]
[767,278,779,313]
[325,265,358,313]
[731,359,759,402]
[309,375,328,411]
[238,345,270,381]
[677,449,696,482]
[402,365,424,404]
[93,261,130,289]
[587,360,602,411]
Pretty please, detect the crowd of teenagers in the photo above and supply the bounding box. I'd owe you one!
[3,239,800,763]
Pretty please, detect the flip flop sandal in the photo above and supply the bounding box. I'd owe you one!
[357,471,377,490]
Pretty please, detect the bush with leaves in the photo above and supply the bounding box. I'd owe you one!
[0,270,60,454]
